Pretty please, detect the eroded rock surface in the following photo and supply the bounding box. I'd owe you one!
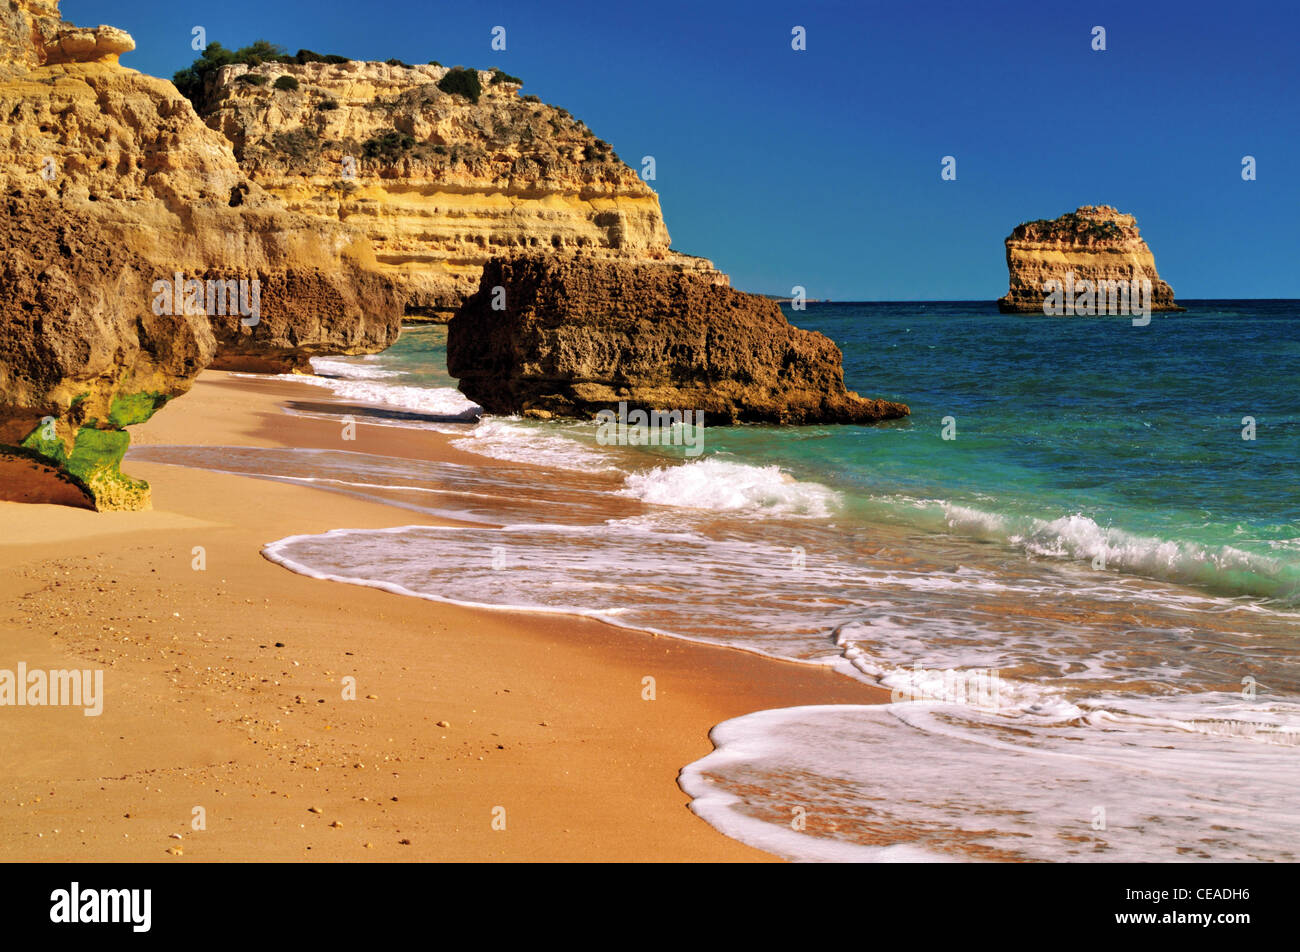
[0,1,401,509]
[998,205,1180,313]
[196,59,723,319]
[0,196,214,509]
[447,255,910,426]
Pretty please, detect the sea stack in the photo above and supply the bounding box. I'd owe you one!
[447,255,910,426]
[998,205,1181,314]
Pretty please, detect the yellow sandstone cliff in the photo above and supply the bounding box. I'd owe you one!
[0,1,401,510]
[195,59,724,318]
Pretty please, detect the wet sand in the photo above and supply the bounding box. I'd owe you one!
[0,370,886,862]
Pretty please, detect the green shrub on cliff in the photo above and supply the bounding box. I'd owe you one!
[437,67,482,103]
[489,67,523,86]
[362,130,417,159]
[232,39,285,65]
[273,75,300,91]
[173,40,348,108]
[293,49,350,64]
[1017,212,1125,243]
[273,128,321,159]
[236,73,267,86]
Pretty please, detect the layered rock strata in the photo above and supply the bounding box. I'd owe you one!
[998,205,1180,313]
[195,59,723,319]
[0,0,401,509]
[447,255,910,426]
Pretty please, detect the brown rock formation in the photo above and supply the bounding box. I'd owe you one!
[447,255,910,426]
[0,196,215,509]
[998,205,1181,313]
[0,0,401,509]
[194,59,723,320]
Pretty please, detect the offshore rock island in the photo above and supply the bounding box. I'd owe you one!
[998,205,1181,314]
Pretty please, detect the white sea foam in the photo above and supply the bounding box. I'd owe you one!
[237,361,626,474]
[681,699,1300,862]
[679,706,948,862]
[310,378,480,419]
[231,364,480,420]
[832,621,1085,719]
[619,458,841,517]
[308,355,404,380]
[450,418,619,472]
[939,502,1298,602]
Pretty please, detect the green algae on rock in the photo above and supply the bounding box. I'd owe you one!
[18,421,152,511]
[0,195,213,511]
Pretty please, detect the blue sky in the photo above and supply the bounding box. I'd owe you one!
[66,0,1299,300]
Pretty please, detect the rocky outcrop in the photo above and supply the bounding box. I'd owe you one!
[0,0,402,509]
[998,205,1181,313]
[194,59,723,320]
[0,0,133,70]
[0,196,214,509]
[447,255,910,426]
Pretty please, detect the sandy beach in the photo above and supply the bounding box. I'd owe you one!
[0,370,886,862]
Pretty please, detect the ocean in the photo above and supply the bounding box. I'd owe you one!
[131,301,1300,861]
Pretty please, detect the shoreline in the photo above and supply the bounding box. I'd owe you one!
[0,370,887,862]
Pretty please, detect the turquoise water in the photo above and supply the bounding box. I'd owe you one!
[723,301,1300,603]
[341,322,460,390]
[384,303,1300,602]
[134,301,1300,860]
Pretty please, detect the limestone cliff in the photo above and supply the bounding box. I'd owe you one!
[194,59,723,319]
[0,0,402,510]
[448,256,910,426]
[998,205,1180,313]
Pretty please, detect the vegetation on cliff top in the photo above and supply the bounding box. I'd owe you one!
[437,67,483,103]
[175,42,523,112]
[173,40,350,107]
[1012,211,1126,243]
